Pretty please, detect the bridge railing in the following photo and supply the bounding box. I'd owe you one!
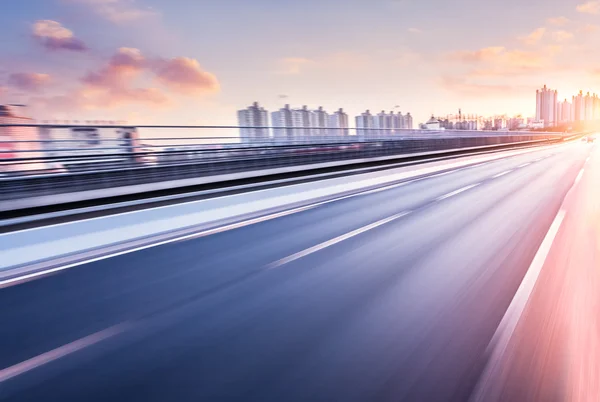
[0,124,566,209]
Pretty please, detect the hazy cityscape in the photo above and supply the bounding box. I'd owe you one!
[2,0,600,401]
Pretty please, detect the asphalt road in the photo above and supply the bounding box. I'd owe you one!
[0,140,595,401]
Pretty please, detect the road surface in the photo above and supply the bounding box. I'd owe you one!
[0,140,596,401]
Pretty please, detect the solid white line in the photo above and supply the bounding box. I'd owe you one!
[470,209,566,401]
[266,211,411,269]
[0,202,337,288]
[586,156,591,163]
[492,170,512,179]
[0,323,130,383]
[436,183,480,201]
[575,169,585,184]
[517,162,531,168]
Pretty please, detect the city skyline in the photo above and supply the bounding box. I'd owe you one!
[3,0,600,126]
[236,103,413,140]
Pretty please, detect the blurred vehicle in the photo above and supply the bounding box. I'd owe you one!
[587,136,595,143]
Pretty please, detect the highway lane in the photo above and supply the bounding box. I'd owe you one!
[0,141,593,401]
[474,141,600,402]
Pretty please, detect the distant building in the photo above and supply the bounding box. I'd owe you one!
[291,105,312,138]
[237,102,269,143]
[572,91,584,122]
[536,85,558,127]
[404,113,413,129]
[329,108,349,136]
[355,110,374,136]
[557,99,572,124]
[374,110,391,135]
[310,106,329,137]
[508,117,524,130]
[425,115,441,130]
[271,104,294,140]
[0,105,42,171]
[393,112,406,130]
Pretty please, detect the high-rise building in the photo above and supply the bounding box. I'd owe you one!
[271,104,294,140]
[329,108,349,136]
[237,102,269,143]
[573,91,584,122]
[291,105,312,138]
[374,111,391,135]
[584,92,594,121]
[394,112,406,130]
[310,106,329,137]
[404,113,413,129]
[535,85,558,127]
[557,99,572,124]
[355,110,374,136]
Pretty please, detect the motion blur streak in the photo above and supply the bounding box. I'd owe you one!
[0,141,597,402]
[474,143,600,402]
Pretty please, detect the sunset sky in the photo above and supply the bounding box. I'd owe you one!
[2,0,600,126]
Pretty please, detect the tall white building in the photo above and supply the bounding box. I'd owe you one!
[535,85,558,127]
[329,108,349,136]
[310,106,329,137]
[355,110,374,136]
[374,111,390,135]
[572,91,584,122]
[557,99,572,124]
[237,102,269,142]
[404,113,413,129]
[291,105,312,138]
[271,104,294,140]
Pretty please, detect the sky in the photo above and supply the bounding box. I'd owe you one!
[2,0,600,127]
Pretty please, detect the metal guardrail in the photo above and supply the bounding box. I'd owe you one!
[0,124,566,204]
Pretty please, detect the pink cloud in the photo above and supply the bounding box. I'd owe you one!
[7,72,52,92]
[277,57,315,75]
[577,1,600,14]
[71,0,159,23]
[547,17,570,26]
[82,47,145,87]
[519,28,546,45]
[32,20,87,52]
[150,57,220,94]
[447,46,506,63]
[581,23,600,32]
[552,30,574,42]
[26,47,219,117]
[439,76,530,98]
[80,48,169,107]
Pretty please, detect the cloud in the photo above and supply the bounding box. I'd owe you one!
[447,46,506,63]
[7,73,52,92]
[446,46,549,80]
[32,20,87,52]
[408,27,423,34]
[277,57,315,75]
[71,0,159,23]
[519,27,546,45]
[580,23,600,33]
[150,57,220,94]
[439,76,529,98]
[278,94,289,99]
[78,47,218,108]
[547,16,570,26]
[552,30,574,42]
[577,1,600,14]
[81,47,145,88]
